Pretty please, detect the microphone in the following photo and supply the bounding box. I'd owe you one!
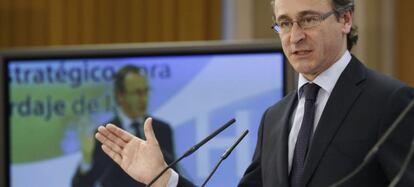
[330,98,414,187]
[389,137,414,187]
[146,118,236,187]
[200,129,249,187]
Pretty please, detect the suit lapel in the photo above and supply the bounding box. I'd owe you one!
[301,57,366,185]
[272,91,298,186]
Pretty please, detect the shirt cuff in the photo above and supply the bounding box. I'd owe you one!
[167,169,179,187]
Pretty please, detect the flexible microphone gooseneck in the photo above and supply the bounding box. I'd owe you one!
[388,137,414,187]
[146,118,236,187]
[200,129,249,187]
[330,98,414,187]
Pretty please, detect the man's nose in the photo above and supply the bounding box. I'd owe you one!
[289,23,305,44]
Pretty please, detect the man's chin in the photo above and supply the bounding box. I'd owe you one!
[128,112,145,119]
[292,63,315,74]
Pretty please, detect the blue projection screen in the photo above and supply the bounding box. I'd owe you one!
[6,48,285,187]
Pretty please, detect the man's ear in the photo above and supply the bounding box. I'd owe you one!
[342,11,353,34]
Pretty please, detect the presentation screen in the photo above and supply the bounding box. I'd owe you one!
[4,42,285,187]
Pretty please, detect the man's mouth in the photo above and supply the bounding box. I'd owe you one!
[292,50,312,56]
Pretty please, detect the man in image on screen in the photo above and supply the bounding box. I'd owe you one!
[71,65,177,187]
[93,0,414,186]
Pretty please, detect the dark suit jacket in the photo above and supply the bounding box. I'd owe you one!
[238,57,414,187]
[72,116,176,187]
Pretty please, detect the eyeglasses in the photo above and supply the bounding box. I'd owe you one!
[124,88,150,97]
[271,5,353,34]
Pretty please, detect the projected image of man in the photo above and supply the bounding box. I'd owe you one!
[71,65,177,187]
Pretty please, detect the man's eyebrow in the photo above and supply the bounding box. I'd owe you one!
[297,10,324,17]
[276,10,324,21]
[276,14,291,21]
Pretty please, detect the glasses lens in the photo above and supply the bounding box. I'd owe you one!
[271,25,281,33]
[300,16,321,28]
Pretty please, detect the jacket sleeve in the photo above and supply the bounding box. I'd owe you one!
[71,131,109,187]
[378,86,414,186]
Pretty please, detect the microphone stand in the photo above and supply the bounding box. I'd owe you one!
[330,98,414,187]
[201,129,249,187]
[388,137,414,187]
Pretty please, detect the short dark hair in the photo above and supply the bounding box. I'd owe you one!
[331,0,358,50]
[270,0,358,50]
[113,65,145,94]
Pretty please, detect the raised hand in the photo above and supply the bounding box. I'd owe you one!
[95,117,171,187]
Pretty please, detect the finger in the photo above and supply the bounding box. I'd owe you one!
[144,117,158,145]
[101,144,122,166]
[106,124,135,143]
[98,125,127,148]
[95,130,123,153]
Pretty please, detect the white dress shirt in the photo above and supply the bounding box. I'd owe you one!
[288,51,351,173]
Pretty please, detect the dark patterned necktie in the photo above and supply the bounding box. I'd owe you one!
[131,122,142,139]
[290,83,320,187]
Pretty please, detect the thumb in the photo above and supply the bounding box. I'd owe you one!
[144,117,158,145]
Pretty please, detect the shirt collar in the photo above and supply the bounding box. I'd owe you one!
[297,50,352,97]
[117,107,144,128]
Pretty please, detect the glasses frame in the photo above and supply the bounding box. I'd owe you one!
[271,4,353,34]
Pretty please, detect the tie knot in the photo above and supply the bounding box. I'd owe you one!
[303,83,320,101]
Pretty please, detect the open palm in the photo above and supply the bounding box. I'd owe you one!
[95,118,171,186]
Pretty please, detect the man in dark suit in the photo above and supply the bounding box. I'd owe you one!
[72,65,177,187]
[93,0,414,186]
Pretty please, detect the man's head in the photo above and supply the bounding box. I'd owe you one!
[113,65,149,119]
[271,0,356,80]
